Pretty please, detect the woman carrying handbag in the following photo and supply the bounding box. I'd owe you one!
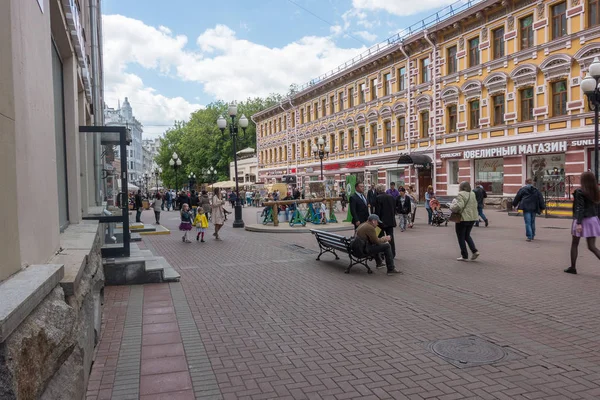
[211,188,226,241]
[450,181,480,261]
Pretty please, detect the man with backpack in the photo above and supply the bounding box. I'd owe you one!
[473,182,489,227]
[512,179,546,241]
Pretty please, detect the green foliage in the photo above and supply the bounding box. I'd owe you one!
[156,96,281,189]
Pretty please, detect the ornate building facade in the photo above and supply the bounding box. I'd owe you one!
[253,0,600,201]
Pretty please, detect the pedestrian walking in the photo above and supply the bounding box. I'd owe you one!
[190,190,199,218]
[349,182,370,229]
[200,190,211,221]
[386,182,400,199]
[179,204,193,243]
[473,182,489,227]
[194,208,209,242]
[211,188,226,241]
[564,171,600,274]
[375,184,397,258]
[450,181,480,261]
[340,189,347,211]
[150,192,163,225]
[512,179,545,241]
[425,186,434,225]
[367,184,378,214]
[407,185,417,228]
[396,187,411,232]
[355,214,401,275]
[134,190,143,223]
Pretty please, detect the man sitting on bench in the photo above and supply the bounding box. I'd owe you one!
[355,214,402,276]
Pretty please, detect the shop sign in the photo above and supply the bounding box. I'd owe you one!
[346,160,365,168]
[571,139,596,147]
[441,152,462,159]
[290,168,297,173]
[463,141,567,159]
[324,163,340,171]
[305,167,314,173]
[413,163,431,169]
[370,159,396,166]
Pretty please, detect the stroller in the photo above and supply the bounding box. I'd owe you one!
[430,198,450,227]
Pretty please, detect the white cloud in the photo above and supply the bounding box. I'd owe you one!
[102,15,366,104]
[352,0,458,16]
[353,31,378,42]
[330,25,343,36]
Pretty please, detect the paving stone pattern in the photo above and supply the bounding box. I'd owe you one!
[90,206,600,399]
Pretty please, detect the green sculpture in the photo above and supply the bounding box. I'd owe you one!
[343,175,357,222]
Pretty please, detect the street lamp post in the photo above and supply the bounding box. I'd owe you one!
[217,103,249,228]
[152,165,162,194]
[188,172,196,191]
[143,172,150,197]
[581,56,600,183]
[204,166,217,186]
[311,137,330,180]
[169,152,182,191]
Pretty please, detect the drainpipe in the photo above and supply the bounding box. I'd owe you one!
[90,0,102,205]
[424,30,438,191]
[399,42,413,188]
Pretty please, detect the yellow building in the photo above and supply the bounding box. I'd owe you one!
[253,0,600,202]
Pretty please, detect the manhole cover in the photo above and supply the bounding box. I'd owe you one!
[426,336,510,368]
[279,243,317,255]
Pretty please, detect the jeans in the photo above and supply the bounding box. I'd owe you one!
[154,211,160,225]
[367,242,395,272]
[455,221,477,259]
[426,207,433,225]
[523,211,536,240]
[475,205,487,226]
[136,209,142,223]
[398,214,408,230]
[381,226,396,258]
[167,200,172,211]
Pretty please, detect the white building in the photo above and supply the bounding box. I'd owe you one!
[104,97,143,184]
[230,148,258,185]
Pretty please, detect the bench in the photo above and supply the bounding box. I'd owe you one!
[310,229,373,274]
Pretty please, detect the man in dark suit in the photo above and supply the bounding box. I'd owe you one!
[367,184,378,214]
[350,182,369,229]
[375,185,397,258]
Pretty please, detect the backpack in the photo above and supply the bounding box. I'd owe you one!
[349,236,368,258]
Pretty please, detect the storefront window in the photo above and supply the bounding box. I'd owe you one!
[527,154,565,195]
[448,160,460,185]
[386,167,405,188]
[474,158,504,195]
[368,171,378,186]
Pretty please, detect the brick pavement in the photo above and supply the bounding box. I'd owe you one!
[88,205,600,399]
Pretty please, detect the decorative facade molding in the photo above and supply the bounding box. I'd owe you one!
[483,72,508,95]
[441,86,460,105]
[415,93,433,111]
[539,53,572,81]
[460,79,483,100]
[510,63,538,88]
[574,43,600,71]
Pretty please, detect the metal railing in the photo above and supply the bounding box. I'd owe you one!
[294,0,486,93]
[543,175,576,217]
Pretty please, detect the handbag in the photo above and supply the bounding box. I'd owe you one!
[449,193,471,223]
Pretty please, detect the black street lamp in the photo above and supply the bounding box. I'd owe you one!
[143,172,150,197]
[152,165,162,194]
[311,136,330,180]
[581,57,600,183]
[217,103,249,228]
[188,172,196,191]
[169,152,182,191]
[204,166,217,185]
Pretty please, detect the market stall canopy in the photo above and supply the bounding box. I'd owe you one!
[236,147,255,155]
[127,183,139,190]
[211,181,236,188]
[397,154,433,169]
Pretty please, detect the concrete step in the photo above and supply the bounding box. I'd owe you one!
[130,224,157,233]
[144,256,180,283]
[130,233,142,242]
[138,225,170,235]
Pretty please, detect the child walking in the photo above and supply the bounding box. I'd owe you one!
[179,203,193,243]
[194,208,209,242]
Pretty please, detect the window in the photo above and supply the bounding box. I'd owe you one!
[371,78,378,100]
[469,37,480,67]
[421,58,430,83]
[469,100,480,129]
[552,2,567,39]
[339,91,344,112]
[306,105,311,122]
[590,0,600,27]
[348,88,354,107]
[329,95,335,115]
[359,126,366,148]
[493,94,505,126]
[493,27,505,59]
[398,67,406,91]
[448,105,458,133]
[300,142,305,158]
[338,131,345,150]
[322,99,326,117]
[360,83,366,104]
[421,111,429,138]
[448,160,460,185]
[330,134,335,150]
[370,123,377,146]
[397,117,406,140]
[313,103,318,121]
[269,121,272,134]
[384,121,392,144]
[300,109,305,124]
[447,46,457,74]
[384,73,392,96]
[291,143,296,160]
[349,129,355,149]
[520,15,534,50]
[475,158,504,195]
[552,80,567,116]
[519,88,534,121]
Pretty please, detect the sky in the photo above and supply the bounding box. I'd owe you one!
[101,0,467,138]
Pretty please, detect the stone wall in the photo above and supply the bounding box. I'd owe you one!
[0,229,104,400]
